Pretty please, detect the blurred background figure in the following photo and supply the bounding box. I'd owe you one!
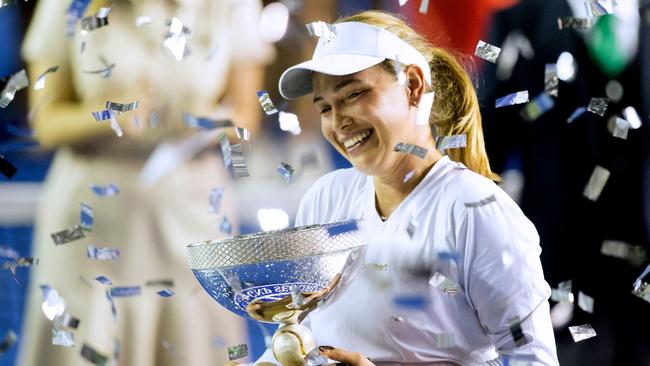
[9,0,272,364]
[479,0,650,364]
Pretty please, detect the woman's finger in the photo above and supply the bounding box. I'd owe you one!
[319,346,374,366]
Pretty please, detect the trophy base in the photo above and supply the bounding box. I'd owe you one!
[272,322,317,366]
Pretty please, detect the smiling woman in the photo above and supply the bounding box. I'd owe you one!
[256,10,559,366]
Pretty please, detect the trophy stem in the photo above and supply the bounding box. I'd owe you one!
[271,311,318,366]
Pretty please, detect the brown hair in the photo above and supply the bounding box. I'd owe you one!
[336,10,499,181]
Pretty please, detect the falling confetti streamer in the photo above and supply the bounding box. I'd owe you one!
[51,225,85,245]
[257,90,278,115]
[208,187,224,214]
[0,69,29,109]
[87,245,120,261]
[577,291,594,313]
[305,21,337,41]
[464,194,497,208]
[393,142,428,159]
[587,97,609,116]
[568,324,597,342]
[567,106,587,123]
[52,328,75,347]
[80,7,111,35]
[583,165,610,201]
[95,276,113,285]
[33,66,60,90]
[436,134,467,152]
[90,183,120,197]
[0,154,18,179]
[475,41,501,63]
[495,90,529,108]
[521,92,556,122]
[557,17,593,29]
[277,162,295,183]
[81,343,109,365]
[327,221,358,236]
[109,286,141,297]
[106,100,139,113]
[0,330,18,356]
[228,344,249,361]
[80,203,93,231]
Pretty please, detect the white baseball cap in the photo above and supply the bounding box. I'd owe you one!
[278,21,432,100]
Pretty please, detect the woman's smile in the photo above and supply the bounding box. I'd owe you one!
[341,128,375,155]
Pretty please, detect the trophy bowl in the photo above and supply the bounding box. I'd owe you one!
[186,220,366,366]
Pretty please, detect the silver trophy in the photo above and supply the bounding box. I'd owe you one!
[186,220,366,366]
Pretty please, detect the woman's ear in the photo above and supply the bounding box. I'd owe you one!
[404,64,426,106]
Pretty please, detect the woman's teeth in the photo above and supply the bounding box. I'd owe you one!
[343,130,371,149]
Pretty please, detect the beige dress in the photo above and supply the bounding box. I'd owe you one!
[17,0,272,365]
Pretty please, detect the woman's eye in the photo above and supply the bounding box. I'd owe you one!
[346,90,365,100]
[320,106,331,114]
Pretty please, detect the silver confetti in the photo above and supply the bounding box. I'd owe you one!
[80,7,111,35]
[393,142,428,159]
[403,170,415,183]
[111,339,121,366]
[235,127,250,141]
[220,216,233,235]
[305,21,336,41]
[436,134,467,152]
[394,54,406,86]
[496,30,534,81]
[495,90,529,108]
[81,343,109,365]
[95,276,112,285]
[51,225,85,245]
[52,328,75,347]
[557,17,593,29]
[163,17,191,61]
[434,333,455,348]
[82,55,115,78]
[106,100,139,113]
[208,187,224,214]
[600,240,647,266]
[90,183,119,197]
[277,162,295,183]
[544,64,558,97]
[87,245,120,261]
[587,97,609,116]
[567,106,587,123]
[257,90,278,115]
[278,111,302,135]
[568,324,597,342]
[0,69,29,109]
[474,40,501,63]
[91,109,116,121]
[464,194,497,208]
[80,203,93,231]
[182,112,233,130]
[33,66,60,90]
[228,343,249,361]
[406,221,417,238]
[288,285,304,308]
[231,144,250,178]
[622,106,642,129]
[418,0,430,14]
[508,318,529,347]
[41,285,66,320]
[0,330,18,355]
[305,346,329,366]
[551,280,574,303]
[145,279,174,288]
[135,15,152,27]
[631,264,650,303]
[610,116,629,140]
[109,286,141,297]
[429,272,460,296]
[583,165,610,201]
[577,291,594,313]
[521,92,556,122]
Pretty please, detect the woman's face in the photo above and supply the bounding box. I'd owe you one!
[312,64,429,177]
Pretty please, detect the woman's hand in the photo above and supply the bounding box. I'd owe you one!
[319,346,376,366]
